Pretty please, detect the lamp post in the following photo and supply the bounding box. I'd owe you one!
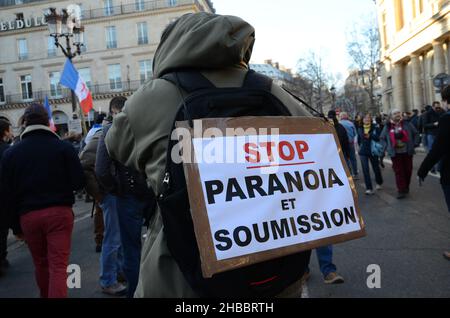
[44,7,84,114]
[330,86,336,110]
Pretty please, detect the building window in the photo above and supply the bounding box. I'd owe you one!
[137,22,148,45]
[0,78,5,104]
[135,0,145,11]
[18,38,28,60]
[48,36,57,57]
[104,0,114,16]
[387,76,393,89]
[78,68,92,90]
[382,12,388,49]
[167,0,177,6]
[49,72,63,98]
[394,0,404,31]
[106,26,117,49]
[20,74,33,100]
[15,0,24,5]
[139,60,152,84]
[108,64,122,90]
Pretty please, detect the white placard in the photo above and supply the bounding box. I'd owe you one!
[192,134,361,261]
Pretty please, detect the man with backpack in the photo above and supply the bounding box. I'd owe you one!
[105,12,312,298]
[96,96,152,298]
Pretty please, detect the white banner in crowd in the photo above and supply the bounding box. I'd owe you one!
[193,133,361,261]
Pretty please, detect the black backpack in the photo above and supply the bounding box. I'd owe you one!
[158,70,311,297]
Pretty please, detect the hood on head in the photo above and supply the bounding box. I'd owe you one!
[153,12,255,78]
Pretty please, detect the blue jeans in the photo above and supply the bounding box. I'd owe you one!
[116,195,146,298]
[307,245,337,277]
[442,185,450,213]
[99,194,123,288]
[346,144,359,177]
[426,134,436,152]
[360,155,383,191]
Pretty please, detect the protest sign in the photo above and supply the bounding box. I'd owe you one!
[177,117,366,278]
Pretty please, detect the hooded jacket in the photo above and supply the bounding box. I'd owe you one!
[105,12,311,298]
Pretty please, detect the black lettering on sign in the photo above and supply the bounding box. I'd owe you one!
[270,219,291,240]
[311,213,325,231]
[214,230,232,251]
[233,226,252,247]
[245,176,267,198]
[226,178,247,202]
[253,222,270,243]
[268,174,287,195]
[344,206,357,223]
[284,171,304,192]
[297,215,311,234]
[331,209,344,226]
[329,168,345,187]
[205,180,223,204]
[304,170,320,190]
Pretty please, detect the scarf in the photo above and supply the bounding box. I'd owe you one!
[363,123,371,138]
[388,121,408,148]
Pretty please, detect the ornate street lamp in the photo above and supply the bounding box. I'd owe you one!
[44,5,84,113]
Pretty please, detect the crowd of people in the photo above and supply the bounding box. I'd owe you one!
[0,12,449,298]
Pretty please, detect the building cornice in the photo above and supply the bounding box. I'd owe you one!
[12,65,34,72]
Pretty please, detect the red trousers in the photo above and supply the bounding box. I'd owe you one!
[20,206,74,298]
[391,154,413,193]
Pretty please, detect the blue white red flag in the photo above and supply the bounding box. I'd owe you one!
[44,95,57,132]
[60,59,93,114]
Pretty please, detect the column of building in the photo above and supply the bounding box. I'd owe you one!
[433,41,446,100]
[410,54,424,111]
[392,63,406,112]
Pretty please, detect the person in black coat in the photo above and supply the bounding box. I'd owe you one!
[0,104,84,297]
[418,85,450,261]
[357,114,384,195]
[0,119,14,274]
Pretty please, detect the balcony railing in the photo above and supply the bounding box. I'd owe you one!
[81,0,206,20]
[106,41,118,49]
[0,80,143,107]
[18,53,28,61]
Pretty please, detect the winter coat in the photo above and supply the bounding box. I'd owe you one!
[418,112,450,185]
[357,124,382,157]
[104,13,312,298]
[0,125,84,234]
[422,109,445,136]
[79,129,104,202]
[380,120,418,158]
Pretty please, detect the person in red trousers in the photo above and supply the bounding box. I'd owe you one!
[380,109,418,199]
[0,104,85,298]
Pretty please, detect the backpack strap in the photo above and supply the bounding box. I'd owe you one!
[161,70,273,93]
[243,69,273,91]
[161,71,215,94]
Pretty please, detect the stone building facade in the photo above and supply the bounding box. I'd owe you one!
[0,0,214,135]
[377,0,450,113]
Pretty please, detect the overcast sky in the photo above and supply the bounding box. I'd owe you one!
[213,0,377,84]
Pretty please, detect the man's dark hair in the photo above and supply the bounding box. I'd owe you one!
[433,101,441,107]
[95,112,107,125]
[109,96,128,114]
[0,119,11,139]
[441,85,450,103]
[23,103,49,127]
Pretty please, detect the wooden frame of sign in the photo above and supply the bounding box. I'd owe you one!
[176,116,366,278]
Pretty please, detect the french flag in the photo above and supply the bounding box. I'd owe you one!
[44,95,57,132]
[60,59,93,114]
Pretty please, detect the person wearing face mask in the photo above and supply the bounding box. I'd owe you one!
[380,109,418,199]
[0,119,14,275]
[418,85,450,261]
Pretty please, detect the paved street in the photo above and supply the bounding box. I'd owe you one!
[0,152,449,298]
